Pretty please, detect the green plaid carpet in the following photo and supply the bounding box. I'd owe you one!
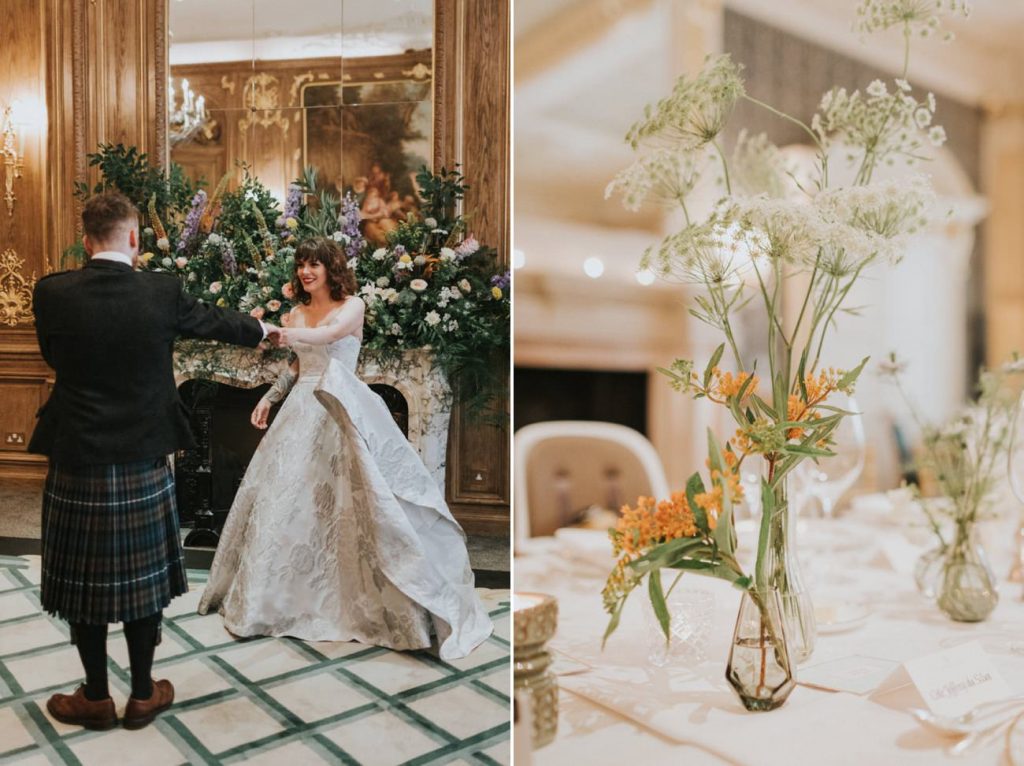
[0,555,510,765]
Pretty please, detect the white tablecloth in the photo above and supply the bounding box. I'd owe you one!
[516,505,1024,765]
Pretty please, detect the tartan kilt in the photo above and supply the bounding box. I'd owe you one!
[40,457,188,624]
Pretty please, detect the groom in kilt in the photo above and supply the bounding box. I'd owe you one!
[29,192,276,730]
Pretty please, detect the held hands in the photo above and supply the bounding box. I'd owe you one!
[263,323,285,347]
[251,398,271,430]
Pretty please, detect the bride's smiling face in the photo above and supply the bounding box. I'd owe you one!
[297,259,327,294]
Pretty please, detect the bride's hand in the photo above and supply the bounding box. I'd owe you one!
[274,328,290,348]
[251,398,271,430]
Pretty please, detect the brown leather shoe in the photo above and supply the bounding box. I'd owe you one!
[46,685,117,730]
[123,679,174,730]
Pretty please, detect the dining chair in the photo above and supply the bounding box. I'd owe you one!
[514,420,670,546]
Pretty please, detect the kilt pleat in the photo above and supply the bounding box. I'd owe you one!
[41,458,188,624]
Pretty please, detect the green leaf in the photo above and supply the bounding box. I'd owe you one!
[628,537,704,574]
[750,394,778,420]
[838,356,870,391]
[601,599,626,648]
[797,346,810,400]
[648,572,671,642]
[706,430,735,556]
[703,344,726,388]
[686,472,710,537]
[754,478,774,591]
[784,444,836,458]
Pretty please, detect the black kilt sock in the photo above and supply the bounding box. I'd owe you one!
[71,623,110,701]
[123,612,162,700]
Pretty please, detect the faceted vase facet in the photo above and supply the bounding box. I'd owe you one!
[725,588,796,712]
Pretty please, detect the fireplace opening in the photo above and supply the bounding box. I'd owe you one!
[369,383,409,438]
[175,379,411,543]
[513,367,648,434]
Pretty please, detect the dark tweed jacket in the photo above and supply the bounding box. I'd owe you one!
[29,257,264,464]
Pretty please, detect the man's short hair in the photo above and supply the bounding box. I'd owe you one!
[81,192,139,242]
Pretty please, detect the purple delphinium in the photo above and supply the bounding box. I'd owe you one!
[490,271,510,291]
[178,189,207,252]
[221,241,238,276]
[339,192,364,261]
[281,183,303,226]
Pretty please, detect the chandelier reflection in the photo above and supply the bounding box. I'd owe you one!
[168,77,215,144]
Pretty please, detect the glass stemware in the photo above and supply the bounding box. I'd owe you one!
[795,394,866,519]
[1006,391,1024,582]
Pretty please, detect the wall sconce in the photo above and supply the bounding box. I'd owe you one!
[0,101,26,218]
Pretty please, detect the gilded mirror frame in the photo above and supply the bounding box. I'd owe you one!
[158,0,461,179]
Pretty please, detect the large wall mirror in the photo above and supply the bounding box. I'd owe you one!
[168,0,434,245]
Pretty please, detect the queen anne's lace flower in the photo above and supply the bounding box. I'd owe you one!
[813,80,944,172]
[855,0,971,41]
[626,55,744,151]
[605,149,707,211]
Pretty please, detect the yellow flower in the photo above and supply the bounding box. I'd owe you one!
[399,254,412,264]
[491,286,503,299]
[141,252,154,264]
[216,297,226,307]
[285,217,299,230]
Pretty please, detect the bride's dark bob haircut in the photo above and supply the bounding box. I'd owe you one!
[291,237,358,304]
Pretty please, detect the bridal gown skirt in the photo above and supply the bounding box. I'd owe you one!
[198,351,493,661]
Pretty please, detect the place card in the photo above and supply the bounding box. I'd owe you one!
[902,641,1012,717]
[800,655,901,695]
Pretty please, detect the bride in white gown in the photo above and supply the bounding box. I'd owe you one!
[198,237,493,660]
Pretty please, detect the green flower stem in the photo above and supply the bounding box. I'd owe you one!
[711,139,732,195]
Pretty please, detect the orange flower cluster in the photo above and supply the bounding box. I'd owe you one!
[697,449,745,514]
[700,367,759,404]
[787,367,845,440]
[611,493,698,558]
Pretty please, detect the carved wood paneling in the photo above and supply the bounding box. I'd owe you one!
[430,0,510,536]
[0,0,58,479]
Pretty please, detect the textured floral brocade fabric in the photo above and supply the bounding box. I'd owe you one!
[198,312,493,660]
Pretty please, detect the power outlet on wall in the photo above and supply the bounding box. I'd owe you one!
[4,432,26,446]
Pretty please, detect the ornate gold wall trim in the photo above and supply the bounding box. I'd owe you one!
[0,250,37,327]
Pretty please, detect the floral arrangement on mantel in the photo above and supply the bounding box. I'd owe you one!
[65,147,509,402]
[881,353,1020,623]
[600,0,970,711]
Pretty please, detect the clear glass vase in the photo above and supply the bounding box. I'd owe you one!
[914,544,947,601]
[936,525,998,623]
[763,477,816,663]
[725,588,796,712]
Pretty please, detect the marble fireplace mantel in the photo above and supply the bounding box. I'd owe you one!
[173,342,451,494]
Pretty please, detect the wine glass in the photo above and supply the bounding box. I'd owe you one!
[796,394,866,519]
[1005,391,1024,582]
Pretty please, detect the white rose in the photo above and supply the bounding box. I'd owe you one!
[161,257,173,268]
[175,257,188,269]
[209,281,222,294]
[440,247,456,261]
[458,279,472,293]
[372,248,387,261]
[376,276,390,287]
[425,217,438,228]
[157,238,170,252]
[410,279,428,292]
[414,255,427,266]
[425,310,441,326]
[208,233,222,245]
